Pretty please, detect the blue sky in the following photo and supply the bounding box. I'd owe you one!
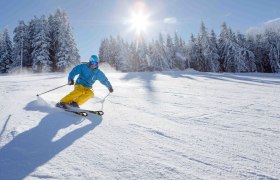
[0,0,279,60]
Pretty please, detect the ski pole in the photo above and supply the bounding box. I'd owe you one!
[36,84,68,97]
[101,92,111,111]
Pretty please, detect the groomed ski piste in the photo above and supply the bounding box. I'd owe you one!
[0,69,279,180]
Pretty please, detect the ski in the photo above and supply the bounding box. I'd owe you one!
[56,103,103,116]
[86,110,104,116]
[65,106,104,116]
[56,104,88,117]
[63,108,88,117]
[69,108,104,116]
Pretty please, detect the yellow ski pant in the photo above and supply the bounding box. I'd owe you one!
[60,85,94,105]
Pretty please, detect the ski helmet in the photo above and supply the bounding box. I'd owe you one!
[89,55,99,63]
[89,55,99,66]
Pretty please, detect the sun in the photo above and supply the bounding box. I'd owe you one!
[127,11,151,35]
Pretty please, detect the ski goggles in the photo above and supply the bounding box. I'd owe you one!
[89,61,99,66]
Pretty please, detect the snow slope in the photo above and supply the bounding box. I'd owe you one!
[0,71,280,180]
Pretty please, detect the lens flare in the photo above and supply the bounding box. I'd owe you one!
[128,11,151,35]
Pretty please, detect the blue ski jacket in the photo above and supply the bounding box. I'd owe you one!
[68,63,112,90]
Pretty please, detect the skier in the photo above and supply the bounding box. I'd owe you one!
[56,55,113,109]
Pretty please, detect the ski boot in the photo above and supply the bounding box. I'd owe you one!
[69,102,80,108]
[56,102,67,109]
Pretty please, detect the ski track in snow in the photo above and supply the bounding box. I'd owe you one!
[0,71,279,180]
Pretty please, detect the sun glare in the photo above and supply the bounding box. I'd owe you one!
[128,11,151,35]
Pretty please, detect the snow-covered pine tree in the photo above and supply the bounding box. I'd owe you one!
[12,21,30,70]
[224,28,244,72]
[218,22,228,72]
[28,18,37,68]
[218,24,245,72]
[165,34,175,69]
[137,34,149,71]
[236,31,256,72]
[48,13,59,71]
[99,37,127,70]
[118,39,130,72]
[149,40,165,71]
[265,29,280,73]
[199,21,220,72]
[99,38,107,63]
[146,41,155,71]
[247,25,276,73]
[101,38,121,71]
[173,32,186,70]
[31,16,52,72]
[197,21,209,72]
[186,34,199,70]
[56,9,80,71]
[247,34,260,71]
[0,32,2,62]
[129,41,141,71]
[115,35,128,71]
[193,30,208,72]
[108,36,121,70]
[0,28,13,73]
[157,33,170,70]
[256,34,271,72]
[209,30,220,72]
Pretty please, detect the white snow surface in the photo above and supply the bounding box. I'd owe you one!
[0,71,280,180]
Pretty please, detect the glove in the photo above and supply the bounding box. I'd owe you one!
[109,88,114,93]
[68,80,74,85]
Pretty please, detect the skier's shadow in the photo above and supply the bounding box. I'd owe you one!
[0,99,102,180]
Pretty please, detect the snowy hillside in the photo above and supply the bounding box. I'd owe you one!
[0,71,280,179]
